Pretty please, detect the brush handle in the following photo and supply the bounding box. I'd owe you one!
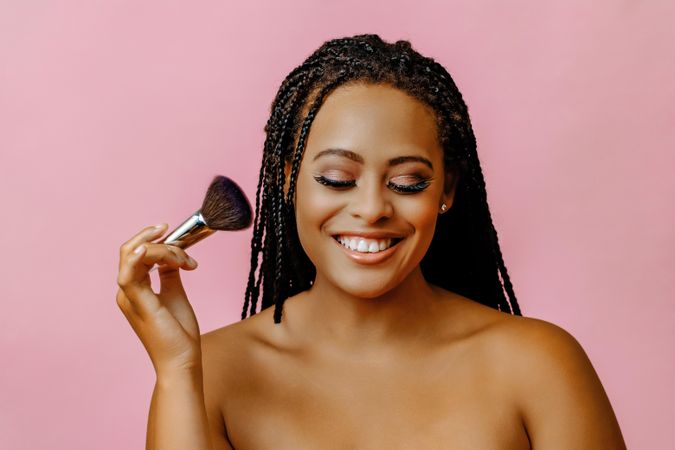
[148,211,215,274]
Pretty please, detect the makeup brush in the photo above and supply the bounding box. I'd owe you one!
[148,175,253,273]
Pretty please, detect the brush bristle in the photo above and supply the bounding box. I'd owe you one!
[200,175,252,231]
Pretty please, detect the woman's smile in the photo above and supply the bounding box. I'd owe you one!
[331,233,405,265]
[335,235,400,253]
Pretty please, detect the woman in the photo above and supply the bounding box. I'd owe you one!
[116,34,626,449]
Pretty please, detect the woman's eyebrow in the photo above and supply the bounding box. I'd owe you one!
[313,148,433,170]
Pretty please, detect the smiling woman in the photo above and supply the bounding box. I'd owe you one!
[117,33,627,450]
[246,37,522,325]
[284,82,459,301]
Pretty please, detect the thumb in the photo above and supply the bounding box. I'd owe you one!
[158,266,188,299]
[157,267,200,338]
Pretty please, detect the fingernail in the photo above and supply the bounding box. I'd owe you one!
[154,223,165,229]
[134,244,146,254]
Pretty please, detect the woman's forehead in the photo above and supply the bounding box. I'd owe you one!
[304,83,441,162]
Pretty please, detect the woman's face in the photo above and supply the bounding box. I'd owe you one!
[286,82,458,298]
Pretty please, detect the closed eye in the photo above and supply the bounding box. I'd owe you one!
[313,175,355,188]
[313,175,431,194]
[387,179,430,193]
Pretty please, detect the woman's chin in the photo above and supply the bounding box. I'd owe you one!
[330,277,400,299]
[310,261,419,299]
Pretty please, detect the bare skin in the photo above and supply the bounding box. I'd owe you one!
[118,83,626,449]
[201,288,625,449]
[200,83,626,449]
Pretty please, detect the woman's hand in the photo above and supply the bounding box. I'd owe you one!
[116,224,202,377]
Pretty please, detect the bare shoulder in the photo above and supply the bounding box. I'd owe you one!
[201,314,255,360]
[199,310,274,449]
[481,311,604,395]
[445,295,602,380]
[479,307,590,366]
[199,303,285,400]
[461,301,626,449]
[200,307,273,382]
[201,302,280,352]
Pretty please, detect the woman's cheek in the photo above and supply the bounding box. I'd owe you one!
[397,197,439,255]
[297,181,338,225]
[293,177,338,254]
[396,196,438,230]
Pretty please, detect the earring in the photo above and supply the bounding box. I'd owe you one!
[440,203,447,213]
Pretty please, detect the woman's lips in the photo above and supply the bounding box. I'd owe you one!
[332,236,403,265]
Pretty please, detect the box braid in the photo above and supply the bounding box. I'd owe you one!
[242,34,522,324]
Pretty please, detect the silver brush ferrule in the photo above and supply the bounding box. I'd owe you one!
[157,210,215,250]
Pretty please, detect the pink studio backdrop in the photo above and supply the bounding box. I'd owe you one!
[1,1,673,449]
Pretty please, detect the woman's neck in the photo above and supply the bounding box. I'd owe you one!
[292,266,450,352]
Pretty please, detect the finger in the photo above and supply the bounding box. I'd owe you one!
[117,243,196,299]
[117,243,162,318]
[156,252,195,305]
[119,224,168,263]
[144,244,198,271]
[156,268,197,333]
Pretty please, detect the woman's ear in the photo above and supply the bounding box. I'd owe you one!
[441,167,459,210]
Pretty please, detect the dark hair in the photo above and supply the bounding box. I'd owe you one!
[241,33,522,324]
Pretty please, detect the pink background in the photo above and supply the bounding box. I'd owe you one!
[1,1,673,449]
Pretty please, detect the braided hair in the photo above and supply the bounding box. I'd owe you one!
[242,34,522,324]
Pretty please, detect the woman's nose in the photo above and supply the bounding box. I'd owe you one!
[348,179,394,224]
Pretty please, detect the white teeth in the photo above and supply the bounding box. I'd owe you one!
[336,235,396,253]
[357,240,368,252]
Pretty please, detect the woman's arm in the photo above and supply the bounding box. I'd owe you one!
[146,357,235,450]
[115,224,233,449]
[509,318,627,449]
[146,367,215,450]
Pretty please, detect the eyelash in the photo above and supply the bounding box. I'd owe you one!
[312,175,431,193]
